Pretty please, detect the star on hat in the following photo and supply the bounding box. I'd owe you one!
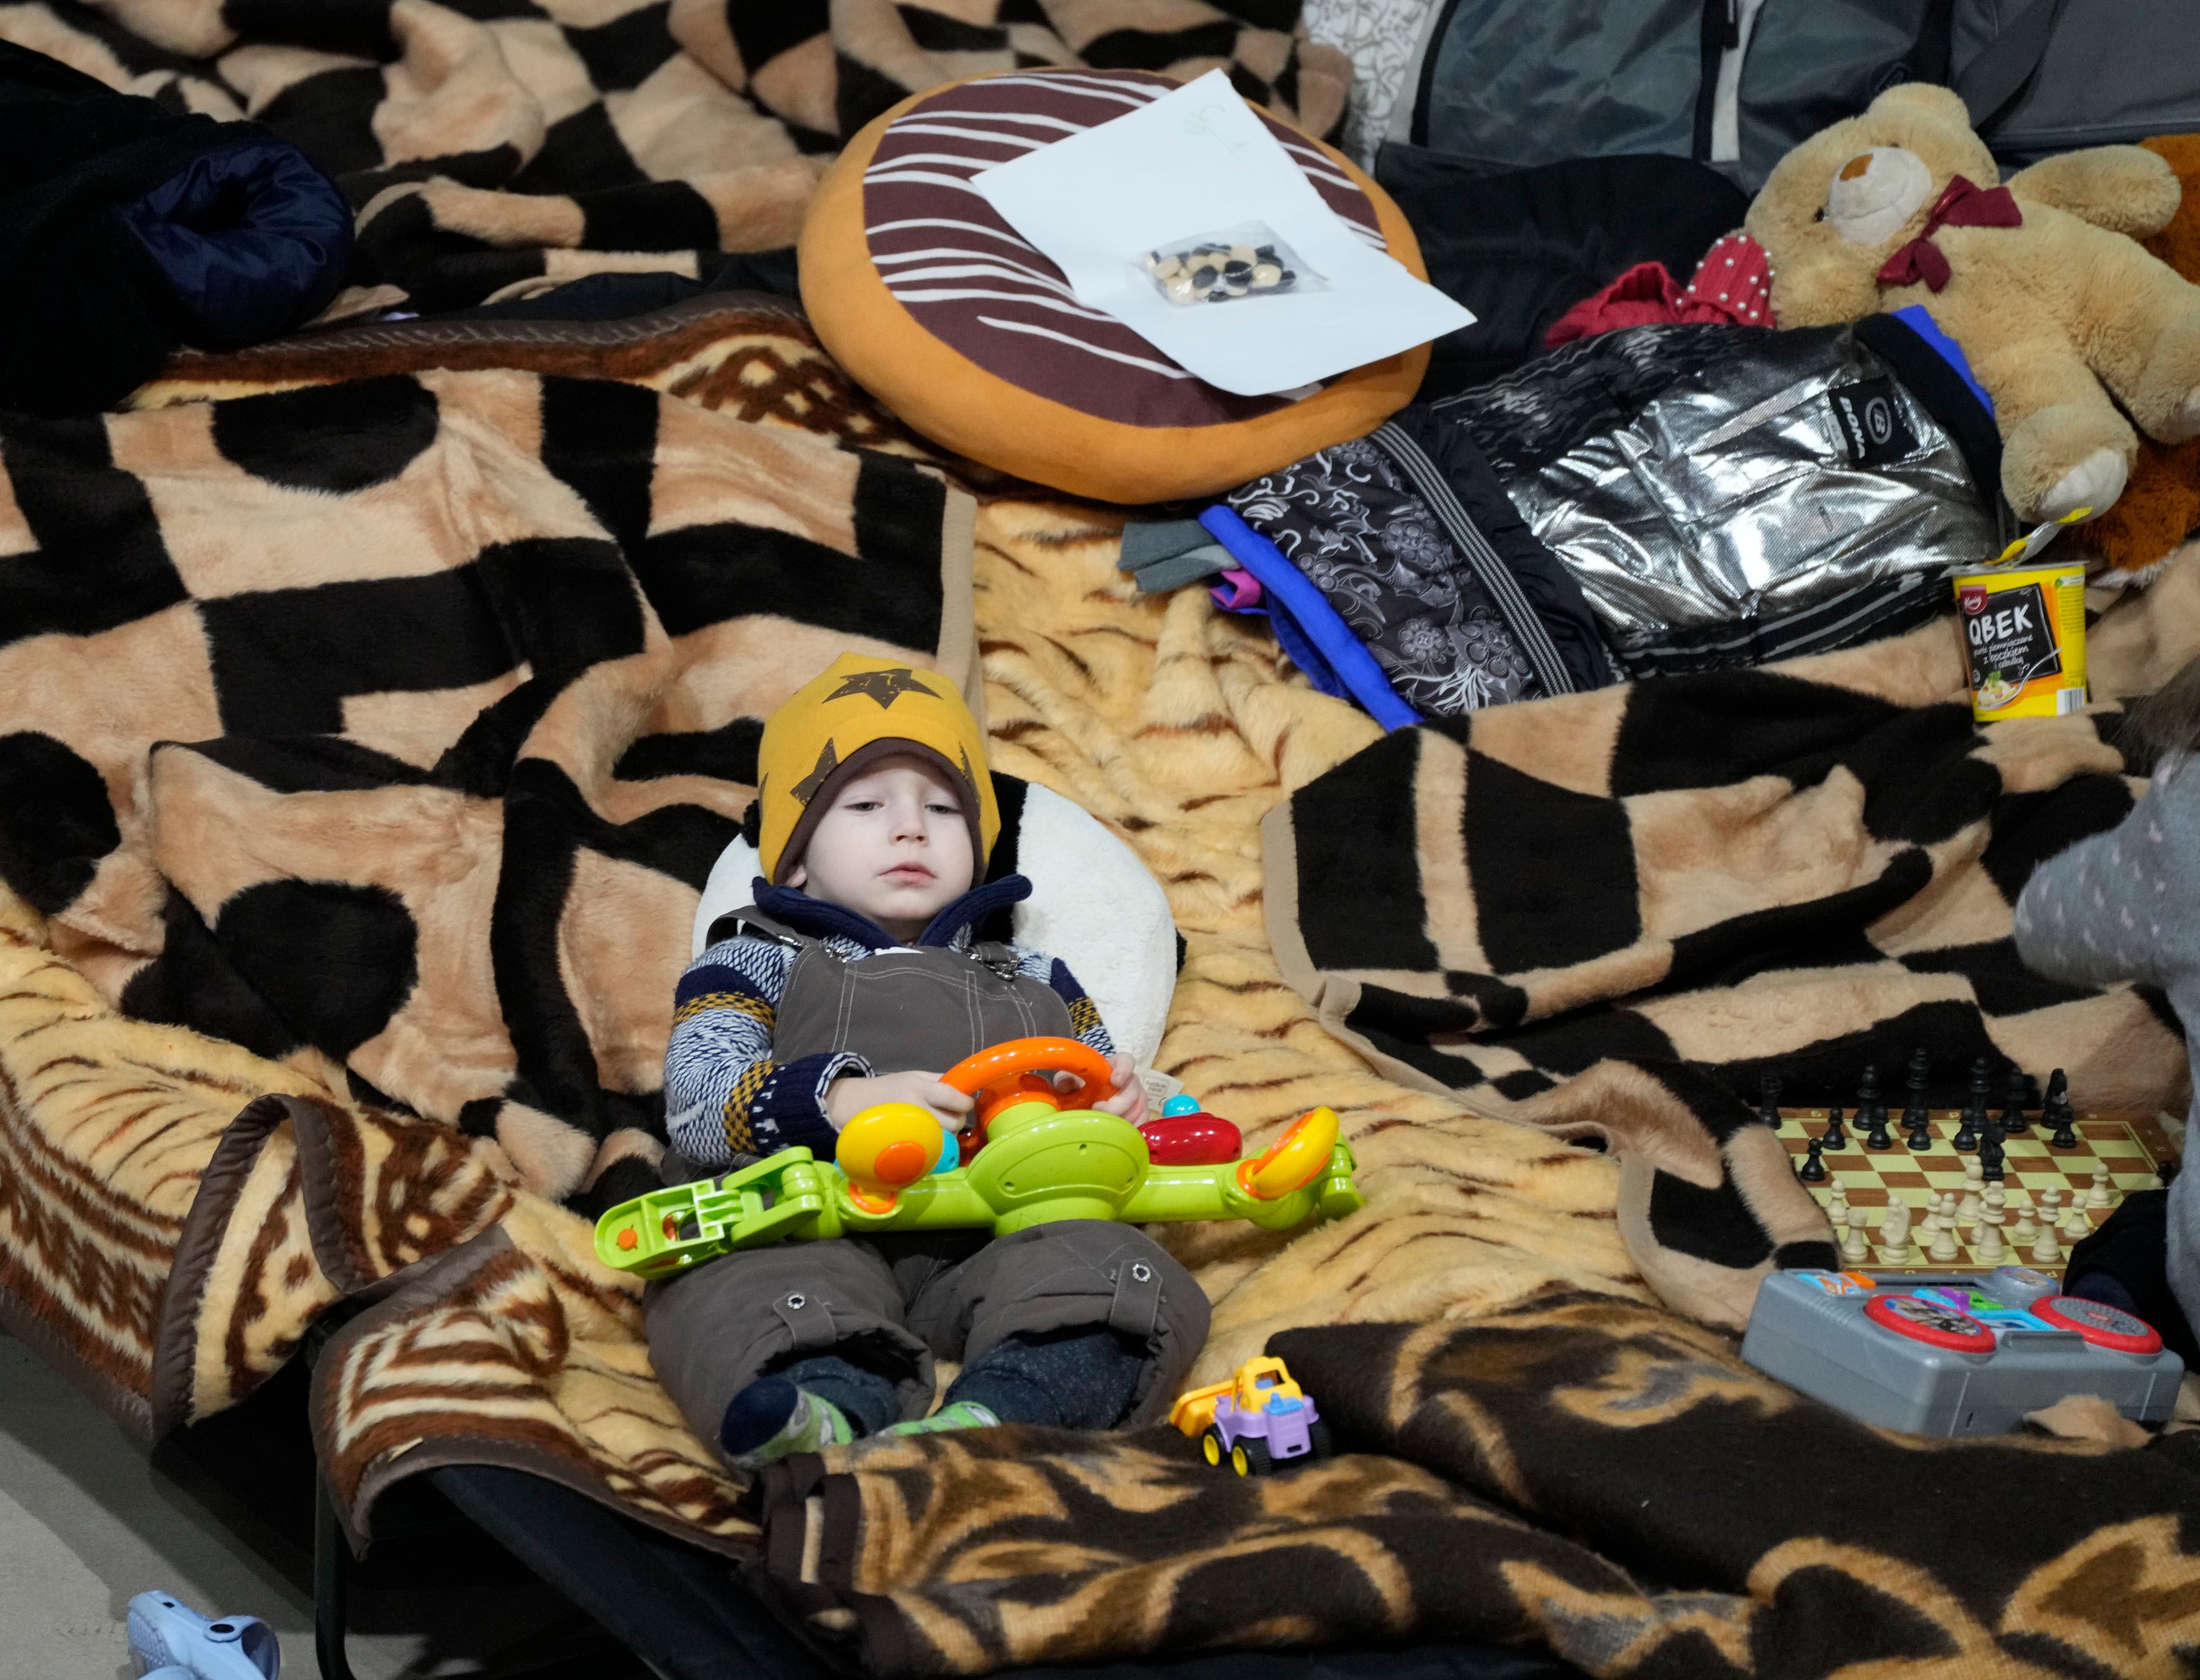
[791,739,839,805]
[827,667,936,709]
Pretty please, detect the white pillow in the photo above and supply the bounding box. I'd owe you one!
[690,781,1175,1070]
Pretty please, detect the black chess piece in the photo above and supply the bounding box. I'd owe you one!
[1821,1104,1849,1150]
[1980,1119,2006,1182]
[1856,1062,1886,1128]
[1799,1135,1827,1181]
[1901,1048,1932,1149]
[2044,1067,2078,1149]
[1759,1072,1783,1131]
[2001,1065,2032,1136]
[1857,1063,1891,1149]
[1952,1056,1988,1151]
[1967,1054,1992,1110]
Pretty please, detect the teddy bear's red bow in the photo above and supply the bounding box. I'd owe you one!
[1876,174,2022,292]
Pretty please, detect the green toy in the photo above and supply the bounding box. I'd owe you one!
[596,1036,1362,1280]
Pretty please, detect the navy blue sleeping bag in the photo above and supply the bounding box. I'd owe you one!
[1,41,352,415]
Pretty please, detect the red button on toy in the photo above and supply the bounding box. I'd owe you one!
[2032,1296,2163,1355]
[1141,1098,1243,1166]
[1864,1293,1996,1353]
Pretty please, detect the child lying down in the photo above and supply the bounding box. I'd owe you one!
[646,653,1208,1468]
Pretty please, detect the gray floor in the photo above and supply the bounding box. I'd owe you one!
[0,1331,614,1679]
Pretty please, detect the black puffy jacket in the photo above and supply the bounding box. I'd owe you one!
[1,42,352,413]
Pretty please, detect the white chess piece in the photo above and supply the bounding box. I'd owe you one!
[2062,1200,2093,1244]
[2088,1170,2114,1209]
[1827,1183,1849,1230]
[1842,1206,1872,1266]
[1878,1197,1914,1262]
[1929,1201,1961,1263]
[2011,1198,2039,1246]
[2030,1218,2061,1267]
[1958,1160,1985,1224]
[2039,1186,2062,1228]
[1975,1204,2006,1263]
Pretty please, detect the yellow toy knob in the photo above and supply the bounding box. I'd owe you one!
[836,1102,947,1213]
[1237,1106,1339,1201]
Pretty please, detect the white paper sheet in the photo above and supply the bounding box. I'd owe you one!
[970,70,1473,397]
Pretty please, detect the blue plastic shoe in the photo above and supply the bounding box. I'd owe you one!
[127,1591,279,1680]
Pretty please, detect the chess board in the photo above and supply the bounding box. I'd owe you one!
[1779,1108,2180,1273]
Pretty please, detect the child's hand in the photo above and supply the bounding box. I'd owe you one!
[1089,1054,1149,1126]
[826,1070,974,1137]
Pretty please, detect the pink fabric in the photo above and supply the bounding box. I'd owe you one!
[1546,233,1774,347]
[1876,174,2022,293]
[1210,568,1261,610]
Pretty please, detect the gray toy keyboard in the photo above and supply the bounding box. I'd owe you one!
[1742,1267,2184,1435]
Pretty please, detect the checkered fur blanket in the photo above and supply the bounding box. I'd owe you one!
[0,0,1347,316]
[0,297,974,1219]
[1264,580,2200,1329]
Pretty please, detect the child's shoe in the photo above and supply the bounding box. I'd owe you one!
[720,1376,853,1468]
[126,1591,279,1680]
[880,1400,1000,1438]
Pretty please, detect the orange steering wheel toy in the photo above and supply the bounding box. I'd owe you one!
[595,1036,1363,1280]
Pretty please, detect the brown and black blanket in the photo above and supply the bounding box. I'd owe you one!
[0,0,1347,317]
[2,10,2199,1658]
[6,315,2200,1662]
[0,316,974,1215]
[1265,599,2199,1327]
[753,1293,2200,1677]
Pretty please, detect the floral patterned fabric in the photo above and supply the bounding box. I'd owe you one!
[1303,0,1439,166]
[1227,437,1540,717]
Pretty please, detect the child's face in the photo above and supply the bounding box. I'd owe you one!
[787,756,974,939]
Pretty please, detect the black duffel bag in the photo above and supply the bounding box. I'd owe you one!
[1396,0,2200,192]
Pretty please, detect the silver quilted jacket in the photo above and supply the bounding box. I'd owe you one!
[1436,318,2008,678]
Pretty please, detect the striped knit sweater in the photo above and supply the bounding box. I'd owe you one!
[664,877,1113,1170]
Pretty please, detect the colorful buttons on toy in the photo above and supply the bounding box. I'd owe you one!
[1865,1293,1997,1352]
[836,1101,949,1212]
[1236,1106,1341,1199]
[1139,1101,1243,1166]
[2033,1296,2163,1354]
[1798,1270,1877,1296]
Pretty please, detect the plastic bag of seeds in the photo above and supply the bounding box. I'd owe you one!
[1139,222,1324,306]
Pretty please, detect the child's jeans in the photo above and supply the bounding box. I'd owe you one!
[645,1220,1210,1452]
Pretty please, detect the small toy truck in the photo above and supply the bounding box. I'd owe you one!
[1169,1356,1331,1475]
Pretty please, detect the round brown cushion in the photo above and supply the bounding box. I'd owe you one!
[799,68,1431,505]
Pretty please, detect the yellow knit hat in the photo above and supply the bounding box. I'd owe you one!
[755,653,996,886]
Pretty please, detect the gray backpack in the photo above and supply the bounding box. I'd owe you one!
[1396,0,2200,191]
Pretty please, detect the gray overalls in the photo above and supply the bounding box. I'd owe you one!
[644,908,1210,1447]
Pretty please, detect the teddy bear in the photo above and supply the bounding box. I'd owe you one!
[2086,133,2200,583]
[1745,83,2200,526]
